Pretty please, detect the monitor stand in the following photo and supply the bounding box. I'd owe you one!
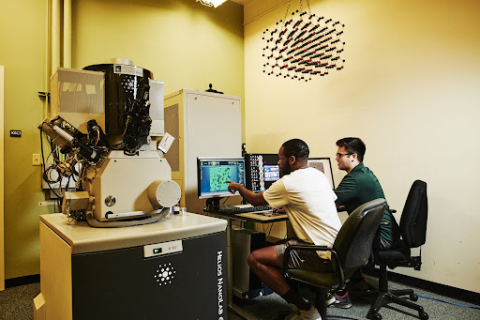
[206,197,224,210]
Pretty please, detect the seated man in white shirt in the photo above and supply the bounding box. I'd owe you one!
[227,139,341,320]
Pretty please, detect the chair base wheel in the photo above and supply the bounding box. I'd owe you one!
[419,311,429,320]
[372,314,382,320]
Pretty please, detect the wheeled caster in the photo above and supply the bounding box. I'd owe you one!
[371,313,382,320]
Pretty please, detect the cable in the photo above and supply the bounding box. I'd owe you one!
[417,295,480,310]
[389,285,480,310]
[221,197,230,205]
[39,130,63,199]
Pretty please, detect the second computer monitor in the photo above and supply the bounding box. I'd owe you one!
[308,157,335,189]
[245,154,280,193]
[245,155,335,191]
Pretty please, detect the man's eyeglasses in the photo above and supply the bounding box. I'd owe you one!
[336,153,353,158]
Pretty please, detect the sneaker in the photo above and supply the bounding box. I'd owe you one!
[284,305,322,320]
[327,292,352,309]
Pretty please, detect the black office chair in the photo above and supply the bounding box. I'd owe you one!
[283,199,386,320]
[368,180,428,320]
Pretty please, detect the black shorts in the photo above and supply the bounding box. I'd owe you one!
[276,239,333,273]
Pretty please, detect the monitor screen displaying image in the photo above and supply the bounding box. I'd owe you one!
[263,164,280,182]
[308,157,335,189]
[244,154,280,193]
[197,158,246,199]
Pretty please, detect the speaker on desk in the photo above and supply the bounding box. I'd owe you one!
[231,228,266,298]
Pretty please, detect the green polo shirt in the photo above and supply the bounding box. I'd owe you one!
[335,163,399,243]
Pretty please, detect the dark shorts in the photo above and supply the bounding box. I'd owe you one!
[276,239,333,273]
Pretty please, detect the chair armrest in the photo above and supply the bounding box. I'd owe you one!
[282,244,346,287]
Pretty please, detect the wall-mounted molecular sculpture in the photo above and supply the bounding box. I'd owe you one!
[262,0,345,82]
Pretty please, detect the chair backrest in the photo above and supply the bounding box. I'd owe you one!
[332,199,386,279]
[400,180,428,248]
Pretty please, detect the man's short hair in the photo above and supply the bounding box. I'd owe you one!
[336,137,366,162]
[282,139,310,160]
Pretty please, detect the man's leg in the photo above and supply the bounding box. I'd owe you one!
[247,245,290,295]
[248,245,320,319]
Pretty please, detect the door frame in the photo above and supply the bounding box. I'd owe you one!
[1,65,5,291]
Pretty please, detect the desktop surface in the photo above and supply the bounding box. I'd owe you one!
[212,204,272,214]
[40,212,227,254]
[205,204,288,223]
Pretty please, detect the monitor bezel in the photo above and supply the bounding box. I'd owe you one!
[197,157,246,200]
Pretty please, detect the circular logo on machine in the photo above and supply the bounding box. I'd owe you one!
[121,75,137,93]
[154,263,176,286]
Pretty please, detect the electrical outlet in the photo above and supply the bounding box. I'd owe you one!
[38,201,56,206]
[33,154,41,166]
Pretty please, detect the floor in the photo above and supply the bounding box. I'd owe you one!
[227,280,480,320]
[1,280,478,320]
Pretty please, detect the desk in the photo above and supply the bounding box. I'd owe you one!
[34,212,228,320]
[205,209,289,320]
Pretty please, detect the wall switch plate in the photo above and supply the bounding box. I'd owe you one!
[33,154,41,166]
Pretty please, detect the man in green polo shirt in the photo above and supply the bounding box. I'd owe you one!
[328,137,401,309]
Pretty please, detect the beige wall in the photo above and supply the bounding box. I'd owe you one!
[0,0,244,279]
[244,0,480,293]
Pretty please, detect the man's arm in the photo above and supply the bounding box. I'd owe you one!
[226,181,268,206]
[334,175,358,206]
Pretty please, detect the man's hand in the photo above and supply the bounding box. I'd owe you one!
[273,207,286,214]
[226,181,242,194]
[225,181,267,207]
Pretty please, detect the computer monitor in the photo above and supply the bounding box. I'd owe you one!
[244,154,280,193]
[308,157,335,189]
[197,157,246,205]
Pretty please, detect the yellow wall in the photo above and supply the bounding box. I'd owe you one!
[72,0,244,102]
[0,0,244,279]
[2,0,479,295]
[1,66,5,290]
[0,0,50,279]
[244,0,480,293]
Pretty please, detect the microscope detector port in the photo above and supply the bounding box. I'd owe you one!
[105,196,116,207]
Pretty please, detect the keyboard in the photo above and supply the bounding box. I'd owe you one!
[213,204,273,214]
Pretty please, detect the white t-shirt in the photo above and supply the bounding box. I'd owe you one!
[263,167,341,258]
